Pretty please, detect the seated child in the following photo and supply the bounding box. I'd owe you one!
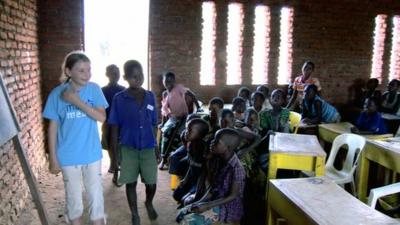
[358,78,381,108]
[256,85,272,110]
[351,97,388,135]
[220,109,236,129]
[173,119,210,203]
[302,84,341,124]
[178,128,245,225]
[242,108,260,134]
[259,89,290,135]
[232,96,247,128]
[159,71,201,169]
[204,97,224,135]
[251,91,266,113]
[238,86,251,107]
[381,79,400,114]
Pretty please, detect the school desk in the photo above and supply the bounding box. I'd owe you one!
[357,137,400,202]
[267,177,399,225]
[268,132,326,179]
[318,122,393,144]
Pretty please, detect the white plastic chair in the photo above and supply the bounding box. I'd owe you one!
[324,133,366,195]
[368,182,400,209]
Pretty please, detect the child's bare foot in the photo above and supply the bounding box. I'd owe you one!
[131,215,140,225]
[145,202,158,220]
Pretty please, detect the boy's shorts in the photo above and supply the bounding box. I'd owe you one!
[119,145,158,184]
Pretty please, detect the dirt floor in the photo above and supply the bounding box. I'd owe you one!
[18,151,177,225]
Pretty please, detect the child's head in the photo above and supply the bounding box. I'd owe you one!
[301,61,315,79]
[210,128,241,155]
[237,87,251,100]
[388,79,400,92]
[185,113,201,127]
[220,109,235,128]
[251,91,265,111]
[270,89,285,108]
[123,60,144,88]
[256,85,269,98]
[244,108,259,130]
[363,97,378,114]
[209,97,224,121]
[232,96,246,114]
[366,78,379,91]
[162,71,176,91]
[304,84,318,101]
[185,118,209,141]
[60,51,91,84]
[106,64,120,84]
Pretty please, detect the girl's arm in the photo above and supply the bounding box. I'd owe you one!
[236,129,261,159]
[286,89,298,108]
[309,100,322,124]
[48,120,61,174]
[186,90,201,109]
[190,181,241,213]
[110,125,120,168]
[62,89,106,122]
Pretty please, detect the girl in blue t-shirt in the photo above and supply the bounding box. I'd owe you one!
[43,51,108,225]
[351,97,388,135]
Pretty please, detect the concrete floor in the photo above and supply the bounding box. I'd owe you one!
[18,150,177,225]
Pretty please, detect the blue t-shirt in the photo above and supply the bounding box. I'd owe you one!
[107,89,157,150]
[43,82,108,167]
[303,95,339,123]
[356,111,388,134]
[102,84,125,119]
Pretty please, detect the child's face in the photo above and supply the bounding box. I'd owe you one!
[125,68,144,88]
[209,104,222,121]
[163,76,175,91]
[106,68,120,83]
[252,95,264,109]
[233,102,246,114]
[220,115,234,128]
[66,60,91,87]
[388,81,399,92]
[302,63,313,78]
[364,99,377,113]
[210,136,228,155]
[239,91,249,100]
[185,123,202,141]
[245,113,258,129]
[270,91,284,107]
[256,86,269,98]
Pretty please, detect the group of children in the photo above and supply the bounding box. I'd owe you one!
[43,50,398,225]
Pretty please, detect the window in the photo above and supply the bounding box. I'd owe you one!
[226,3,244,85]
[277,7,293,85]
[370,15,387,82]
[200,1,216,85]
[252,5,270,85]
[389,16,400,81]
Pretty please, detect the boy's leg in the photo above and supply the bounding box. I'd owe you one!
[61,165,84,225]
[145,184,158,220]
[82,160,105,225]
[126,182,140,225]
[139,148,159,220]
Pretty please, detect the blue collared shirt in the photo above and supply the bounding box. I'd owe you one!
[107,89,157,150]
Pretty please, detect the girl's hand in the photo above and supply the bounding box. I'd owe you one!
[62,88,80,105]
[49,159,61,175]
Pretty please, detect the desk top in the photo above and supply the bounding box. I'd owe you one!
[319,122,393,140]
[269,177,399,225]
[367,137,400,155]
[269,132,326,157]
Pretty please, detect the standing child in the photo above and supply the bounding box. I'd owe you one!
[43,51,107,225]
[179,129,246,225]
[159,71,201,169]
[302,84,340,124]
[108,60,158,225]
[101,64,125,174]
[381,79,400,114]
[287,61,322,111]
[351,97,388,135]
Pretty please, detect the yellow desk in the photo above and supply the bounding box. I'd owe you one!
[268,132,326,179]
[267,177,399,225]
[358,137,400,202]
[318,122,393,144]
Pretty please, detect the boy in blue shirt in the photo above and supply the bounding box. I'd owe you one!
[108,60,158,225]
[351,97,388,135]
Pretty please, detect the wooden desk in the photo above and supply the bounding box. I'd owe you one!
[267,177,399,225]
[358,137,400,202]
[268,132,326,179]
[319,122,393,144]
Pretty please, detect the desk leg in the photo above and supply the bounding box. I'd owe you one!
[357,155,370,202]
[315,156,325,176]
[268,154,278,179]
[267,205,277,225]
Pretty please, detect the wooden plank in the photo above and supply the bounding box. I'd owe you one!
[269,177,399,225]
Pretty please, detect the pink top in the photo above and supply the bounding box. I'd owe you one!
[161,84,188,118]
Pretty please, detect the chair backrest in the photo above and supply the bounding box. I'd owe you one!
[289,111,302,133]
[325,133,366,174]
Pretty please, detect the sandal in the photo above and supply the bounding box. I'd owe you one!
[112,171,123,187]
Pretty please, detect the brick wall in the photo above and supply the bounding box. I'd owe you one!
[149,0,400,105]
[0,0,46,224]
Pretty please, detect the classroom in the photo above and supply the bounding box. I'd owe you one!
[1,0,400,225]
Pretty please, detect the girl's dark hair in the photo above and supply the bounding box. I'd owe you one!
[271,88,285,97]
[189,118,210,138]
[305,84,318,93]
[302,61,315,70]
[389,79,400,86]
[124,60,143,77]
[256,85,269,96]
[251,91,265,101]
[162,71,175,80]
[60,51,90,83]
[209,97,224,108]
[221,108,234,119]
[237,86,251,97]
